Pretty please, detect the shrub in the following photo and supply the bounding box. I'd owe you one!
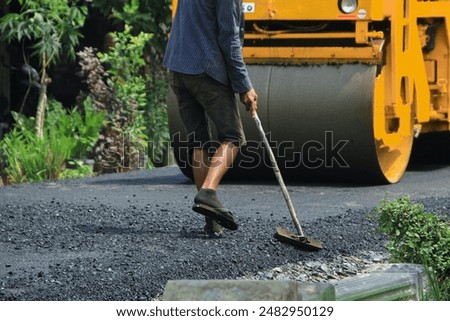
[60,160,94,180]
[78,25,170,172]
[376,196,450,300]
[0,99,104,183]
[97,25,150,144]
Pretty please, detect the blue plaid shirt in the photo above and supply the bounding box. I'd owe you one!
[163,0,253,94]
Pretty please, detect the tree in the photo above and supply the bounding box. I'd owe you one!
[91,0,171,63]
[0,0,87,138]
[90,0,172,166]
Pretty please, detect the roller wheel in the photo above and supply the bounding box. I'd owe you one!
[168,64,414,184]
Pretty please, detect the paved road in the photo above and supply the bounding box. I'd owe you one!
[0,162,448,300]
[1,162,448,223]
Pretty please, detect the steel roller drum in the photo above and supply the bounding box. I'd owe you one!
[168,64,405,183]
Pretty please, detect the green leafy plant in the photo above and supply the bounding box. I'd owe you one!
[48,97,105,160]
[0,121,74,183]
[0,0,87,137]
[98,25,151,142]
[0,99,104,183]
[376,196,450,300]
[146,77,171,167]
[92,0,171,64]
[60,159,94,180]
[78,24,169,172]
[90,0,172,167]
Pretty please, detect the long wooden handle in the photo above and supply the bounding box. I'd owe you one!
[253,113,304,236]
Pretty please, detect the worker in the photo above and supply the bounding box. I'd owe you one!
[163,0,258,236]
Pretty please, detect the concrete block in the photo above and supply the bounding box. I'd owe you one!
[364,263,429,298]
[298,283,336,301]
[164,280,337,301]
[297,283,336,301]
[334,272,420,301]
[164,264,427,301]
[164,280,299,301]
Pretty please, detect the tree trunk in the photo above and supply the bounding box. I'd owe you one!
[35,53,51,138]
[35,82,47,138]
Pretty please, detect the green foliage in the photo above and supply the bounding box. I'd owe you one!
[0,0,87,64]
[146,77,170,167]
[96,25,170,168]
[98,25,150,141]
[1,129,44,183]
[0,99,104,183]
[0,0,88,138]
[376,196,450,300]
[92,0,171,58]
[60,160,94,180]
[91,1,172,167]
[0,121,75,183]
[77,26,153,172]
[47,97,105,160]
[376,196,450,274]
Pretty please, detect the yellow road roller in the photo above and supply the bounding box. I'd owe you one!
[167,0,450,183]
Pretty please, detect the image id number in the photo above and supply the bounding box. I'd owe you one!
[259,306,334,317]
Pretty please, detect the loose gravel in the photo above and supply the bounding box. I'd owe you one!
[0,175,448,301]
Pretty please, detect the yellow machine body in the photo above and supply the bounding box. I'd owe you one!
[242,0,449,130]
[168,0,450,183]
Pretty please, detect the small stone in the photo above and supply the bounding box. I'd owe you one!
[305,261,321,269]
[320,264,329,273]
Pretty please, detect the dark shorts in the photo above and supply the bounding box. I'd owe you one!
[169,71,246,150]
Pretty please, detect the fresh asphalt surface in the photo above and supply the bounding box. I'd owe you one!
[0,154,449,300]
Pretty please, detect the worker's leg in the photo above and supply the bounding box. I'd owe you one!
[200,141,239,191]
[194,141,239,208]
[193,141,240,231]
[192,147,225,235]
[192,148,209,190]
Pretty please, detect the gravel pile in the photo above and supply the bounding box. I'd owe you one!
[239,251,389,284]
[0,198,389,301]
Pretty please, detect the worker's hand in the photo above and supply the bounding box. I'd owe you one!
[240,88,258,118]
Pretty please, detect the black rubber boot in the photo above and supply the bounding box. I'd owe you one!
[193,188,238,230]
[194,188,223,208]
[203,217,224,237]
